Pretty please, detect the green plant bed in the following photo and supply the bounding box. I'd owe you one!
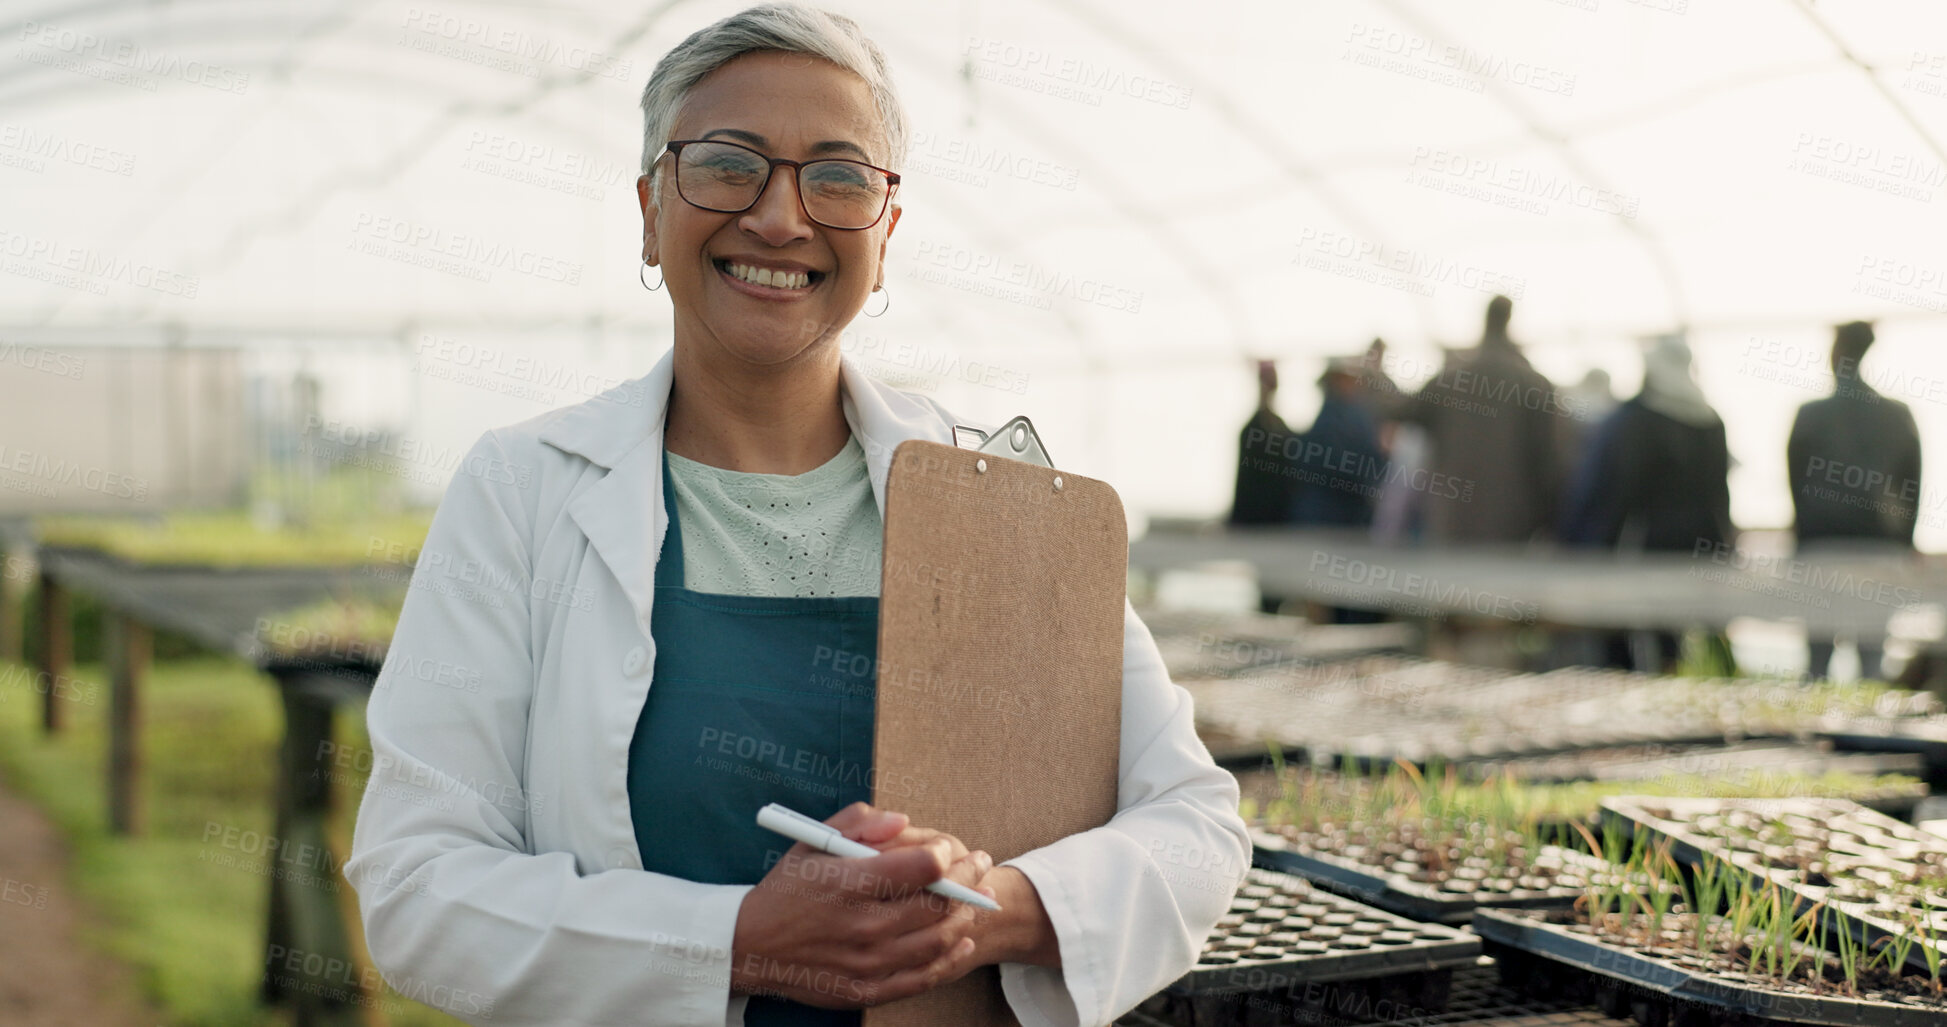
[19,577,216,664]
[1605,796,1947,977]
[35,509,432,568]
[1481,807,1947,1024]
[1242,756,1926,842]
[1478,879,1947,1024]
[254,597,400,667]
[0,656,461,1026]
[1242,757,1927,927]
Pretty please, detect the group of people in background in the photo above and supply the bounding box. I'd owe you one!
[1230,297,1925,680]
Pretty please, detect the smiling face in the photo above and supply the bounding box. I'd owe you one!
[638,49,900,370]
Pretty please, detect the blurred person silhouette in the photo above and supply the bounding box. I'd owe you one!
[1292,356,1389,624]
[1230,359,1294,526]
[1559,335,1735,672]
[1562,369,1619,433]
[1352,337,1408,424]
[1361,337,1428,546]
[1402,295,1564,544]
[1290,357,1387,528]
[1231,359,1295,613]
[1787,320,1923,680]
[1554,367,1621,541]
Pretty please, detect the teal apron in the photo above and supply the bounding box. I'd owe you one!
[629,453,878,1026]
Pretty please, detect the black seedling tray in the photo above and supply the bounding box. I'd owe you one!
[1191,657,1943,769]
[1476,907,1947,1027]
[1470,741,1929,815]
[1602,796,1947,975]
[1413,961,1637,1025]
[1824,715,1947,791]
[1250,825,1615,925]
[1194,661,1766,768]
[1128,959,1642,1026]
[1167,867,1480,996]
[1475,740,1925,787]
[1138,608,1412,682]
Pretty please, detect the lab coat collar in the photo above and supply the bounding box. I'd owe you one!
[536,346,959,636]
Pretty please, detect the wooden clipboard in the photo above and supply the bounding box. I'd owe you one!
[865,434,1127,1027]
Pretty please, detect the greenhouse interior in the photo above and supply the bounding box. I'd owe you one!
[3,1,1947,1025]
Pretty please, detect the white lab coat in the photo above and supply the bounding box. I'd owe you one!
[344,346,1249,1027]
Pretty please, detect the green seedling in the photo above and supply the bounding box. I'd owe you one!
[1615,835,1650,943]
[1914,910,1945,996]
[1684,852,1730,958]
[1755,883,1789,978]
[1728,878,1767,977]
[1766,887,1803,978]
[1834,901,1864,996]
[1874,918,1917,983]
[1813,903,1832,995]
[1568,819,1604,921]
[1261,743,1294,826]
[1518,813,1547,873]
[1777,899,1822,985]
[1703,848,1761,971]
[1641,842,1680,948]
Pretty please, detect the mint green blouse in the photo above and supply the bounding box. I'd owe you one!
[662,436,883,598]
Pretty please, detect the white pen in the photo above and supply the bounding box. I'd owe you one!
[756,802,1003,912]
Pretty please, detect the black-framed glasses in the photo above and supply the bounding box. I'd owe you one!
[660,138,899,230]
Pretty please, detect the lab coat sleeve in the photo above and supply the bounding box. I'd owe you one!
[344,429,751,1027]
[995,599,1250,1027]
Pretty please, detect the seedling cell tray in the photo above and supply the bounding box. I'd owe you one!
[1129,959,1641,1026]
[1192,658,1941,769]
[1476,907,1947,1027]
[1476,740,1924,789]
[1167,867,1480,996]
[1601,796,1947,976]
[1250,825,1614,925]
[1823,715,1947,791]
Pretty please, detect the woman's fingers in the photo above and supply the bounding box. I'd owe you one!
[872,860,990,969]
[739,806,998,1009]
[734,842,998,1009]
[877,825,970,865]
[851,840,957,900]
[849,848,994,942]
[855,936,982,1008]
[822,801,909,845]
[821,804,979,867]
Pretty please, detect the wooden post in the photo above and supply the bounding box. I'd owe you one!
[0,546,26,663]
[105,611,149,836]
[36,571,69,734]
[262,671,371,1027]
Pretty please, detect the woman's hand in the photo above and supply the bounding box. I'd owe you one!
[729,802,997,1008]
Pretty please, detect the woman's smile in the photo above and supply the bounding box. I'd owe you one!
[713,256,827,299]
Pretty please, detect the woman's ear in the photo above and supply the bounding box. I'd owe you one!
[637,173,661,265]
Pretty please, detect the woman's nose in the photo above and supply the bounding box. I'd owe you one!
[738,167,815,244]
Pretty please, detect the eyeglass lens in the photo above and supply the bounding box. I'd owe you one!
[675,140,889,229]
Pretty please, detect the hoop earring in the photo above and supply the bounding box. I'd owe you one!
[639,261,663,292]
[864,285,889,318]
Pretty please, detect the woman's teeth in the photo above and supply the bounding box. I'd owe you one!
[723,262,811,289]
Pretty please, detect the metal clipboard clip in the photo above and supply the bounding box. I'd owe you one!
[952,415,1055,469]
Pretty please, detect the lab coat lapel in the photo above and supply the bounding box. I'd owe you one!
[547,350,675,640]
[837,354,960,515]
[540,347,960,640]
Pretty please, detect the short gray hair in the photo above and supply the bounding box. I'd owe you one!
[638,3,909,192]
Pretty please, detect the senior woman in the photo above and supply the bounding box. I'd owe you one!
[345,5,1247,1025]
